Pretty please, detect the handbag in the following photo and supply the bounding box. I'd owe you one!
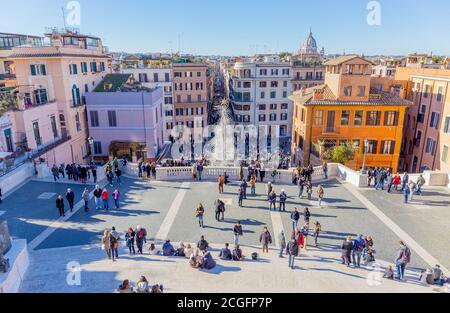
[101,244,105,250]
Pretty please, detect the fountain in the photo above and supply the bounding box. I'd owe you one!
[208,99,237,166]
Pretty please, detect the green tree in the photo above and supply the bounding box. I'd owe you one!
[324,142,357,164]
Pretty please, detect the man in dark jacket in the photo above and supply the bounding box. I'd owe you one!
[219,243,232,260]
[290,208,300,233]
[65,188,75,212]
[341,236,353,267]
[286,238,299,269]
[56,195,65,217]
[93,185,102,210]
[197,235,209,252]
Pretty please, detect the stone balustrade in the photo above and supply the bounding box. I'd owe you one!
[120,161,450,189]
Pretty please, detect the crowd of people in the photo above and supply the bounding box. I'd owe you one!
[51,163,98,184]
[367,168,427,204]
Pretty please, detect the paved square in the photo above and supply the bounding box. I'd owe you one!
[1,175,448,293]
[37,192,57,200]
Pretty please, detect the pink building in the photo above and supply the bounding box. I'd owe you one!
[85,74,164,162]
[8,30,110,165]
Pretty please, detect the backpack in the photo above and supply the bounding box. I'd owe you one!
[301,228,309,236]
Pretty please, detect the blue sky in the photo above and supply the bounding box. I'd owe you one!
[1,0,449,56]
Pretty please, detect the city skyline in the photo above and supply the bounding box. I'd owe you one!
[1,0,450,56]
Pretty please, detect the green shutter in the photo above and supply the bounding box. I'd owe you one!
[30,65,36,76]
[40,64,46,75]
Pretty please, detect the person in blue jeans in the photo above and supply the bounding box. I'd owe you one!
[403,185,410,204]
[395,241,411,280]
[290,208,300,233]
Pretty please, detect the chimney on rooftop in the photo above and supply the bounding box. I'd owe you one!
[313,88,324,100]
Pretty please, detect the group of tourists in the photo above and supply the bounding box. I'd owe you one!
[340,234,377,269]
[191,160,205,181]
[101,225,147,261]
[51,163,98,184]
[56,184,122,216]
[368,168,426,204]
[137,160,157,179]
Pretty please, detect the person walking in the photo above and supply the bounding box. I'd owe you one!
[51,164,60,182]
[115,167,122,184]
[195,203,205,228]
[403,184,410,204]
[240,180,248,199]
[112,188,120,209]
[218,175,224,194]
[238,186,245,207]
[286,238,299,269]
[91,166,97,184]
[106,170,114,186]
[323,162,328,179]
[65,188,75,212]
[93,185,102,210]
[290,208,300,234]
[395,241,411,280]
[259,227,272,253]
[259,162,266,182]
[352,235,365,268]
[393,173,401,191]
[341,236,353,267]
[101,229,113,261]
[304,207,311,224]
[298,177,305,198]
[279,189,287,212]
[82,187,90,212]
[306,181,313,200]
[214,199,222,221]
[110,227,120,259]
[401,172,409,191]
[266,181,273,200]
[386,173,394,193]
[416,174,425,195]
[250,175,256,196]
[278,230,286,258]
[56,195,65,217]
[135,226,147,254]
[102,188,109,210]
[268,190,277,211]
[233,221,243,246]
[125,227,136,255]
[317,185,324,206]
[299,223,310,251]
[313,221,321,246]
[197,162,204,181]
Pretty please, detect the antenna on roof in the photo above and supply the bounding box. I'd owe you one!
[62,7,67,31]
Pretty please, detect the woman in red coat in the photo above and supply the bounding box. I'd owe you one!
[393,174,401,191]
[297,231,305,249]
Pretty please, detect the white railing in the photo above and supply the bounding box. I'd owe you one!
[120,161,450,189]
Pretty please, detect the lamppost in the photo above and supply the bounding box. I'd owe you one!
[361,138,369,174]
[88,136,94,164]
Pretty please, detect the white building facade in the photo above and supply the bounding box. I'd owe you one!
[229,55,293,139]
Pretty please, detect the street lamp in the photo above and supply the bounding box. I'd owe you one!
[361,138,369,174]
[88,136,94,164]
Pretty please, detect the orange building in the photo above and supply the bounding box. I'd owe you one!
[290,55,411,172]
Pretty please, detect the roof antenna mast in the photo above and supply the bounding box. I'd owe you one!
[62,7,67,31]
